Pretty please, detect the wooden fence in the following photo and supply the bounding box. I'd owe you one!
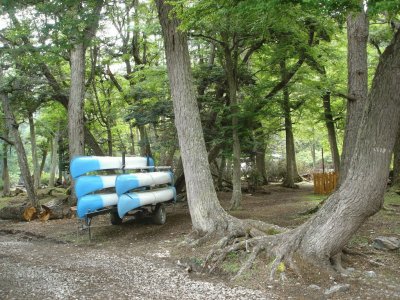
[313,172,338,194]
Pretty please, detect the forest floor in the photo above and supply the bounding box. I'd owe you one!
[0,182,400,299]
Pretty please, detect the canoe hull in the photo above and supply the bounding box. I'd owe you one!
[118,187,176,218]
[71,156,154,179]
[75,175,117,198]
[77,193,118,219]
[115,172,173,196]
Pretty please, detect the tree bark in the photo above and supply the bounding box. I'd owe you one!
[68,1,103,204]
[254,125,268,185]
[138,126,152,157]
[217,156,226,190]
[39,146,48,182]
[49,130,60,188]
[322,92,340,173]
[28,111,40,190]
[129,122,135,155]
[392,128,400,188]
[68,43,86,204]
[222,37,242,210]
[340,7,368,183]
[281,62,301,187]
[293,28,400,267]
[2,128,11,196]
[156,0,230,233]
[68,43,86,161]
[1,93,37,207]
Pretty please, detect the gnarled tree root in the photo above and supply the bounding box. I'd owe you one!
[198,219,343,281]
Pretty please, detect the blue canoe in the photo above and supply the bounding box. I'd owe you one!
[118,187,176,218]
[75,175,118,198]
[115,172,173,196]
[70,156,154,179]
[77,193,119,219]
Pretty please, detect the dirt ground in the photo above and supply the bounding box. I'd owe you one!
[1,182,400,299]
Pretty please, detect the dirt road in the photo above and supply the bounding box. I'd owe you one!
[0,231,272,300]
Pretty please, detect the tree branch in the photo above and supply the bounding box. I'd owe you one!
[190,33,225,46]
[0,135,14,145]
[332,92,357,102]
[263,27,315,101]
[106,65,123,92]
[242,39,266,64]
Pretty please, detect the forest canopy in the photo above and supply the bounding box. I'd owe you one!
[1,0,400,282]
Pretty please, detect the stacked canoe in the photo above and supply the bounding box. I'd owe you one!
[70,156,176,220]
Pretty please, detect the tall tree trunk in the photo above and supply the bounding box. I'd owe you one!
[68,43,86,204]
[281,61,301,187]
[293,29,400,265]
[28,111,40,190]
[222,37,242,210]
[2,128,11,197]
[39,146,48,182]
[340,7,368,183]
[58,137,63,184]
[156,0,230,233]
[322,92,340,173]
[138,126,152,157]
[129,122,135,155]
[217,156,226,191]
[392,128,400,188]
[49,130,60,188]
[68,0,103,204]
[311,130,316,171]
[68,43,86,161]
[1,93,37,207]
[107,125,113,156]
[254,125,268,185]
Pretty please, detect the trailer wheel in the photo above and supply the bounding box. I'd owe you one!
[110,211,123,225]
[152,203,166,225]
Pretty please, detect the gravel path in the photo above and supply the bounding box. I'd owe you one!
[0,234,274,300]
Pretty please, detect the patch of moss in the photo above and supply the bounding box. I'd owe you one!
[0,196,13,209]
[348,235,369,246]
[304,194,327,203]
[190,257,203,267]
[266,228,281,235]
[384,192,400,206]
[222,251,241,273]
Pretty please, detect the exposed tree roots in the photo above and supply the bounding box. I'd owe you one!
[186,217,344,281]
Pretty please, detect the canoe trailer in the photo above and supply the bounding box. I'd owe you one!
[70,153,176,240]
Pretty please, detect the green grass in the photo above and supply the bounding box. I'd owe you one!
[348,235,370,247]
[0,196,13,209]
[266,228,281,235]
[222,251,241,273]
[304,194,327,203]
[384,191,400,206]
[190,257,203,267]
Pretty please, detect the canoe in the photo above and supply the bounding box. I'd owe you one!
[115,172,173,196]
[77,193,119,219]
[75,175,117,198]
[118,187,176,218]
[70,156,154,179]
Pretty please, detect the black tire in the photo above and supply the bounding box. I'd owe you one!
[110,211,123,225]
[152,203,166,225]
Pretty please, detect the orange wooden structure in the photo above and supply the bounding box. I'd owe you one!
[313,172,338,194]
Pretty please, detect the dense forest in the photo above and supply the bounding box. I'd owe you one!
[1,0,400,284]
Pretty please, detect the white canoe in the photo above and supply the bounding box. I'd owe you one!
[70,156,154,179]
[115,172,173,196]
[77,193,118,219]
[75,175,117,198]
[118,187,176,218]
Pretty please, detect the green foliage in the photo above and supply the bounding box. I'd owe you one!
[0,0,397,193]
[222,251,241,273]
